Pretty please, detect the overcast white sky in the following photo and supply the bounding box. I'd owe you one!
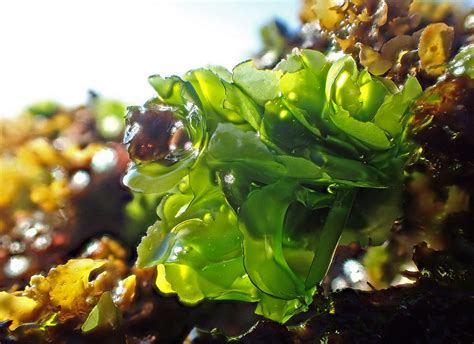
[0,0,299,116]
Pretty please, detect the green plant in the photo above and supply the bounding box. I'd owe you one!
[124,49,421,322]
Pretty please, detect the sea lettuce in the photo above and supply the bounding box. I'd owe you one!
[124,49,421,322]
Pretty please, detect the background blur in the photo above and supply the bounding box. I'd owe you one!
[0,0,299,117]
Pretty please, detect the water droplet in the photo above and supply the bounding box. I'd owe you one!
[4,256,30,277]
[169,245,185,260]
[125,106,194,164]
[0,235,11,249]
[279,110,290,119]
[288,92,298,102]
[52,137,68,151]
[91,147,118,173]
[51,167,66,180]
[9,241,26,254]
[203,213,214,224]
[24,226,38,240]
[331,276,348,291]
[223,173,235,185]
[32,234,52,251]
[343,259,366,283]
[70,170,90,190]
[178,181,189,193]
[101,115,123,137]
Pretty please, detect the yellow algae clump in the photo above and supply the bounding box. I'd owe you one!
[47,259,106,313]
[0,292,40,329]
[419,23,454,76]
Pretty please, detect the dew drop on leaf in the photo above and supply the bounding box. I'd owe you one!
[125,105,193,165]
[203,213,214,224]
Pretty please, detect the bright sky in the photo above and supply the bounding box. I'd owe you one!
[0,0,299,116]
